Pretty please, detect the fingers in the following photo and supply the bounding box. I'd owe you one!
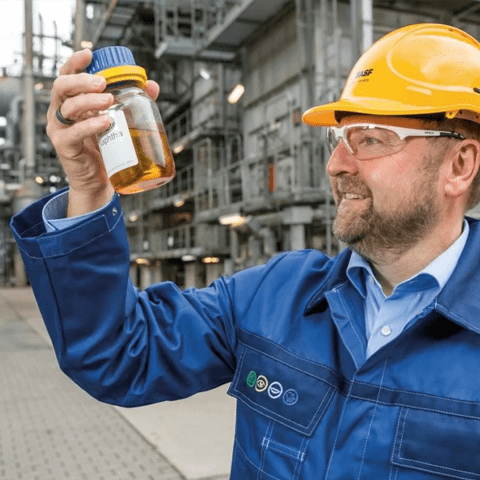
[145,80,160,101]
[46,113,111,158]
[49,73,106,110]
[47,73,108,135]
[63,115,111,151]
[59,48,93,76]
[57,92,114,124]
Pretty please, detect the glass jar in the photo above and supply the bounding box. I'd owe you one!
[86,46,175,194]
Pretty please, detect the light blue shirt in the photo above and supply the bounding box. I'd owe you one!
[42,190,115,232]
[347,220,470,357]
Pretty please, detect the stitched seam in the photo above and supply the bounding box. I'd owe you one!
[397,408,408,465]
[292,436,308,480]
[231,395,312,433]
[390,461,475,480]
[349,395,480,420]
[238,340,341,390]
[237,252,292,326]
[17,220,45,236]
[239,329,344,381]
[353,380,480,406]
[390,408,407,466]
[435,303,480,334]
[259,421,274,480]
[388,456,395,480]
[318,388,335,419]
[241,339,341,384]
[16,214,123,259]
[397,410,480,477]
[324,379,355,479]
[327,284,362,369]
[357,358,388,480]
[235,440,274,477]
[239,451,286,480]
[337,289,365,354]
[266,440,302,459]
[393,408,480,479]
[399,457,480,477]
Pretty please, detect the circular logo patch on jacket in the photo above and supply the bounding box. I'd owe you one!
[255,375,269,392]
[283,389,299,406]
[246,371,257,388]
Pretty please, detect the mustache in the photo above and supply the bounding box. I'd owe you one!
[336,176,371,197]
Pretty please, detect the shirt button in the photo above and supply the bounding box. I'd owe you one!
[112,207,118,216]
[381,326,392,336]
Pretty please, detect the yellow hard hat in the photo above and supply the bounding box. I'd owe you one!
[302,23,480,126]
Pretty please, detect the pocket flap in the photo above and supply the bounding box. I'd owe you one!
[392,407,480,479]
[228,329,336,436]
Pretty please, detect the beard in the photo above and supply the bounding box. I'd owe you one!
[332,164,440,263]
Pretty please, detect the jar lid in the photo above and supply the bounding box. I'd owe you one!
[86,46,147,88]
[86,46,136,74]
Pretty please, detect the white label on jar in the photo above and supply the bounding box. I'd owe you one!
[97,109,139,177]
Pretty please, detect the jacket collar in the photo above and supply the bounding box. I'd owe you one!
[305,217,480,335]
[304,249,352,314]
[436,217,480,334]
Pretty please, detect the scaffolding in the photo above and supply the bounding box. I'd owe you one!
[5,0,480,287]
[68,0,480,288]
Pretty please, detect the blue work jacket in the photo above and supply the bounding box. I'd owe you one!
[10,191,480,480]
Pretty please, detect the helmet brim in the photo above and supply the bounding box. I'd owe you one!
[301,97,468,127]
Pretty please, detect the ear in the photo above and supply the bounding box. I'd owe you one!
[444,140,480,199]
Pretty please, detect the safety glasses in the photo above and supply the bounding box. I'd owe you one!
[326,123,465,160]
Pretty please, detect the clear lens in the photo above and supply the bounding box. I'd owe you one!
[326,124,464,161]
[327,125,406,160]
[346,125,405,159]
[326,127,339,154]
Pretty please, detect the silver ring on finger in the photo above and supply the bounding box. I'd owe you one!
[55,104,75,126]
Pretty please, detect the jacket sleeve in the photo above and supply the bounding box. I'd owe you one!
[10,190,263,407]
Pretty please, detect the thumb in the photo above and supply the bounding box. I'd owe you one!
[145,80,160,101]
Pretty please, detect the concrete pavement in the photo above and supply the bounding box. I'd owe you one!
[0,287,234,480]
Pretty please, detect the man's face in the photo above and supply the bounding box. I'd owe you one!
[326,116,445,261]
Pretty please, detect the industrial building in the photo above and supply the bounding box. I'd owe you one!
[3,0,480,289]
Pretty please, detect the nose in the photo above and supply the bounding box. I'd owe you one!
[326,142,360,178]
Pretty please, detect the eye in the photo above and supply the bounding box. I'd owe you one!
[360,135,381,147]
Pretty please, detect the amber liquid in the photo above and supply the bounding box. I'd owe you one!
[110,127,176,195]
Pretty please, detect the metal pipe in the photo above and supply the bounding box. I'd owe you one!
[74,0,86,51]
[23,0,35,177]
[350,0,360,62]
[52,21,59,75]
[196,138,213,206]
[191,0,197,42]
[153,0,160,47]
[38,13,44,73]
[452,2,480,21]
[361,0,373,53]
[91,0,119,47]
[333,0,341,97]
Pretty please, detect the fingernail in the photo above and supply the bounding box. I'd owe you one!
[101,114,111,125]
[92,76,105,87]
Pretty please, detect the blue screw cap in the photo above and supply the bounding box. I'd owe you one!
[86,46,136,75]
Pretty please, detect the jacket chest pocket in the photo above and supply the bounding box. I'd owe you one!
[392,407,480,479]
[228,331,337,480]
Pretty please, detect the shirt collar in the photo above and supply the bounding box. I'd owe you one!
[347,219,470,298]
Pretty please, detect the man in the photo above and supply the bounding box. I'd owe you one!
[11,23,480,478]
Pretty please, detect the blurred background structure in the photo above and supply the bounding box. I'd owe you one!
[3,0,480,288]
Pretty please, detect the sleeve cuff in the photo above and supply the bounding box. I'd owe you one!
[43,190,116,232]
